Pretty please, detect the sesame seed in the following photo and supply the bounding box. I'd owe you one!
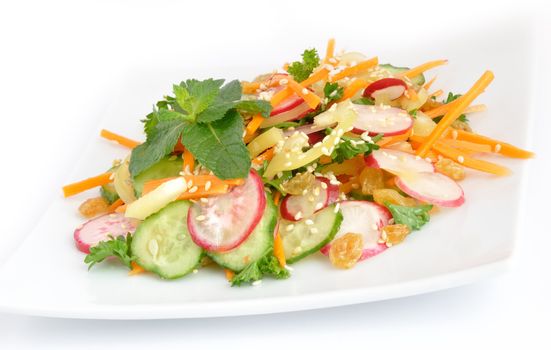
[308,196,315,202]
[242,130,247,138]
[121,224,127,229]
[192,269,198,274]
[259,83,267,90]
[494,144,502,153]
[279,78,288,85]
[385,242,393,247]
[187,180,193,188]
[286,224,295,232]
[329,58,337,64]
[189,186,198,193]
[301,88,309,95]
[457,155,465,164]
[109,214,117,218]
[294,211,303,220]
[302,189,308,195]
[195,215,206,221]
[320,182,328,189]
[284,265,294,271]
[452,130,459,139]
[334,203,340,213]
[351,183,359,189]
[109,173,115,180]
[200,197,209,203]
[285,161,292,167]
[252,280,262,286]
[310,227,319,234]
[204,181,212,191]
[305,219,314,225]
[315,202,324,210]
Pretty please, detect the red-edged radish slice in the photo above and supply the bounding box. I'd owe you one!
[280,177,339,221]
[321,201,392,260]
[187,170,266,252]
[363,78,407,100]
[74,213,139,254]
[395,172,465,207]
[261,100,313,128]
[351,105,413,136]
[283,123,335,145]
[365,149,435,174]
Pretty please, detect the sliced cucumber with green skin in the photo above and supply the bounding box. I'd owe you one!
[208,195,277,272]
[380,63,426,86]
[133,156,183,197]
[100,182,119,204]
[281,204,343,264]
[131,200,203,279]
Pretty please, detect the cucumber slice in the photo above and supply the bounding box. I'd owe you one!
[208,195,277,272]
[281,204,343,264]
[380,63,426,86]
[133,156,183,197]
[131,200,203,279]
[100,165,120,204]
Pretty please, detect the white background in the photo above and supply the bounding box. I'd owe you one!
[0,0,550,348]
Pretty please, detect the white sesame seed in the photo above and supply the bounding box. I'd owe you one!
[286,224,295,232]
[451,130,459,139]
[457,155,465,164]
[315,202,324,210]
[121,224,127,229]
[385,242,393,247]
[301,88,309,95]
[494,144,502,153]
[294,211,303,220]
[310,227,319,234]
[320,182,328,189]
[195,215,206,221]
[351,183,360,189]
[259,83,267,90]
[308,196,315,202]
[334,203,340,213]
[252,280,262,286]
[302,189,308,195]
[200,197,209,203]
[242,130,247,138]
[109,214,117,218]
[189,186,198,193]
[305,219,314,225]
[109,173,115,180]
[279,78,288,85]
[204,181,212,191]
[285,161,292,167]
[284,265,294,271]
[329,58,337,64]
[187,180,193,188]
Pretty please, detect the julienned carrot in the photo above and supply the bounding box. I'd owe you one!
[324,38,336,63]
[182,148,195,173]
[128,261,145,276]
[377,130,412,147]
[329,57,379,82]
[270,68,329,107]
[244,114,265,143]
[100,129,140,149]
[252,147,275,165]
[441,139,492,154]
[287,79,321,109]
[401,60,448,79]
[107,198,124,212]
[424,99,459,118]
[432,142,510,176]
[406,88,418,101]
[273,191,281,206]
[142,175,243,196]
[115,204,127,213]
[273,232,286,268]
[416,71,494,157]
[452,129,534,159]
[63,172,113,198]
[319,155,332,165]
[241,75,286,94]
[423,76,438,90]
[428,89,443,99]
[338,79,369,101]
[224,269,235,281]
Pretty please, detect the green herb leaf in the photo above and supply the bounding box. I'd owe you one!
[352,97,375,105]
[196,80,243,123]
[181,109,250,179]
[175,79,225,119]
[287,48,320,82]
[385,203,433,231]
[433,92,469,123]
[330,133,382,163]
[84,234,134,270]
[231,254,290,286]
[324,82,344,103]
[235,100,272,117]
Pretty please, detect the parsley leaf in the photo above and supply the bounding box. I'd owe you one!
[324,82,344,103]
[287,48,320,82]
[84,234,134,270]
[231,254,290,286]
[330,133,382,163]
[181,109,250,179]
[385,203,433,231]
[352,97,375,105]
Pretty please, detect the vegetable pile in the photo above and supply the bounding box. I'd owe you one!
[63,39,533,286]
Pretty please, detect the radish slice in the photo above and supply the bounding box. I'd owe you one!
[261,100,313,128]
[321,201,391,260]
[74,213,139,254]
[187,170,266,252]
[352,105,413,136]
[271,95,304,115]
[365,149,435,174]
[283,123,335,145]
[363,78,407,100]
[395,172,465,207]
[280,178,339,221]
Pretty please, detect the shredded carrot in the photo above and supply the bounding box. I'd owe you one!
[428,89,443,99]
[406,88,418,101]
[416,71,494,157]
[115,204,127,213]
[377,130,412,147]
[224,269,235,282]
[442,139,492,154]
[463,104,487,114]
[452,129,534,159]
[432,142,510,176]
[273,191,281,206]
[338,79,369,101]
[424,99,459,118]
[423,76,438,90]
[324,38,336,63]
[63,172,113,198]
[319,155,333,165]
[128,261,145,276]
[401,60,448,79]
[252,147,275,165]
[241,82,261,94]
[244,114,265,143]
[273,232,287,268]
[182,148,195,173]
[270,68,329,108]
[241,75,287,94]
[141,175,243,198]
[107,198,124,212]
[287,79,321,109]
[100,129,141,149]
[329,57,379,82]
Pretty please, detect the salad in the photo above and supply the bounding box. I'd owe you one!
[62,39,533,286]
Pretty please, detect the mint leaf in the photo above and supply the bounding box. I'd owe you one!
[181,109,250,179]
[324,82,344,103]
[175,79,224,118]
[287,48,320,82]
[235,100,272,117]
[84,234,134,270]
[231,254,290,286]
[385,203,432,231]
[130,119,187,177]
[218,79,242,101]
[196,80,243,123]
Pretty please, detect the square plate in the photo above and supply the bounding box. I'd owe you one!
[0,25,533,319]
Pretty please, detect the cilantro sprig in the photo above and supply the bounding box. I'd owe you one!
[231,254,290,286]
[84,234,134,270]
[329,131,382,163]
[287,49,320,82]
[385,203,433,231]
[433,92,469,123]
[130,79,271,179]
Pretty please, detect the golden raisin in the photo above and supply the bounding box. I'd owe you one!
[435,158,466,181]
[79,197,109,218]
[373,188,417,207]
[381,224,411,246]
[451,120,472,132]
[358,167,384,195]
[280,172,316,195]
[329,233,364,269]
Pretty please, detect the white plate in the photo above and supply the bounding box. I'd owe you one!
[0,27,532,320]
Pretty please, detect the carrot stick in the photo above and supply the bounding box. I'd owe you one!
[401,60,448,79]
[128,261,145,276]
[182,148,195,173]
[423,76,438,90]
[273,191,281,206]
[453,129,534,159]
[252,148,275,165]
[377,130,412,147]
[432,142,510,176]
[244,114,265,143]
[424,99,459,118]
[100,129,140,149]
[416,71,494,157]
[241,82,261,94]
[428,89,443,99]
[338,79,369,101]
[224,269,235,281]
[329,57,379,82]
[115,204,127,213]
[287,79,321,109]
[62,172,113,198]
[270,68,329,108]
[107,198,124,212]
[273,232,286,268]
[324,38,336,63]
[442,139,492,154]
[141,175,242,196]
[319,155,332,165]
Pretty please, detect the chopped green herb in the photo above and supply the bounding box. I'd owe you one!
[323,82,344,104]
[231,254,290,286]
[84,234,134,270]
[352,97,375,105]
[385,203,432,231]
[287,49,320,82]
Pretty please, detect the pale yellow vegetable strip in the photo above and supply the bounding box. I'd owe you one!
[323,38,336,63]
[247,127,284,158]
